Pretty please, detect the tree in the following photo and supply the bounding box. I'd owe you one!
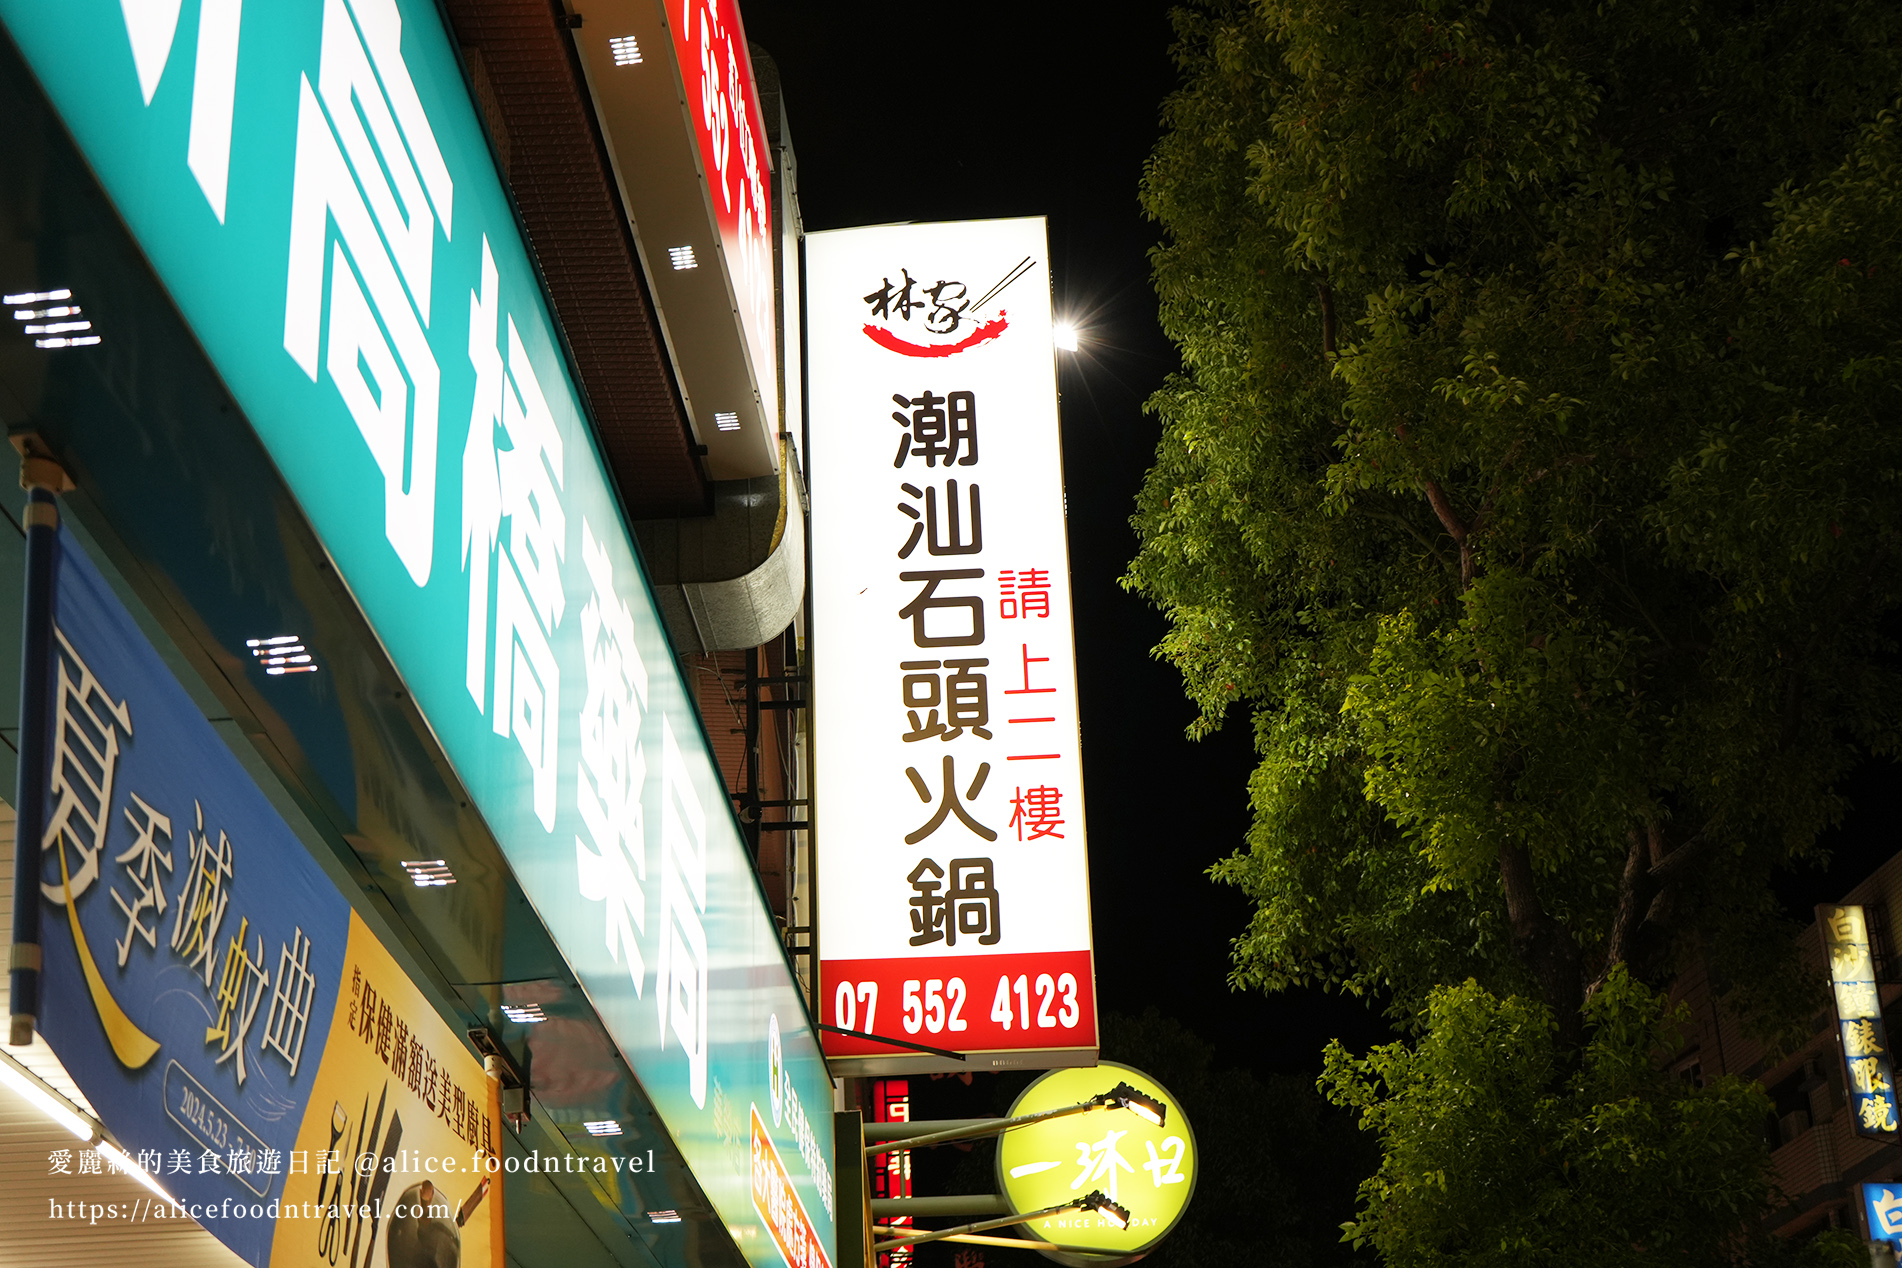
[1128,0,1902,1257]
[1322,970,1859,1268]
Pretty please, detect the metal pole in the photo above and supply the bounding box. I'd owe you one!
[863,1099,1107,1155]
[871,1200,1086,1254]
[872,1196,1009,1218]
[821,1023,967,1062]
[870,1226,1115,1256]
[744,647,760,863]
[10,456,65,1047]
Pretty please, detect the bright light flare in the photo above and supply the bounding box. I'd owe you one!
[98,1141,173,1202]
[0,1056,92,1140]
[1053,321,1080,352]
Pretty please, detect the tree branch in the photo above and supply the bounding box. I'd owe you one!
[1649,830,1711,886]
[1423,480,1478,590]
[1600,829,1650,978]
[1316,281,1338,361]
[1587,828,1714,1000]
[1366,507,1457,579]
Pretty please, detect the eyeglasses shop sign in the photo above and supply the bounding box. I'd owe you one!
[0,1,832,1260]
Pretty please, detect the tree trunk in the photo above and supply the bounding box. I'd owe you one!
[1587,824,1713,1000]
[1316,282,1338,360]
[1498,843,1585,1046]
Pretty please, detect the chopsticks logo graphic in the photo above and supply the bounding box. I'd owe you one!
[860,257,1035,358]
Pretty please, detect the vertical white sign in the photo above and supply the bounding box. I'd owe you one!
[807,218,1097,1070]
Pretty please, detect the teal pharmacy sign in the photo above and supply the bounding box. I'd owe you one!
[0,2,835,1262]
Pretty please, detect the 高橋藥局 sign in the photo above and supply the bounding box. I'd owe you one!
[0,2,833,1262]
[33,526,503,1268]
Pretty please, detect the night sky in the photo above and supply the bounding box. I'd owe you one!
[738,0,1393,1080]
[737,0,1902,1084]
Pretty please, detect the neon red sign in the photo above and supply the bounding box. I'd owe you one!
[670,0,777,424]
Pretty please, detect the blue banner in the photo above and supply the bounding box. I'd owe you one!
[34,527,503,1268]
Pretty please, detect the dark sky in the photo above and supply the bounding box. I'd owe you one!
[738,0,1902,1084]
[737,0,1395,1078]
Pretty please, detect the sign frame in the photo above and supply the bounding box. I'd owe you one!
[805,217,1099,1075]
[994,1061,1197,1267]
[1819,904,1900,1139]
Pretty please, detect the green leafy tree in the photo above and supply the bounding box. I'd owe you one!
[1322,970,1861,1267]
[1128,0,1902,1257]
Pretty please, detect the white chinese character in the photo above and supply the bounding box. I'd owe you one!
[1071,1129,1135,1202]
[261,927,318,1077]
[170,802,234,989]
[575,518,650,992]
[48,1149,72,1175]
[1143,1136,1186,1187]
[1875,1187,1902,1238]
[136,1149,163,1176]
[111,793,174,966]
[656,718,708,1107]
[40,629,134,908]
[461,236,566,828]
[207,917,269,1085]
[283,0,454,586]
[115,0,244,219]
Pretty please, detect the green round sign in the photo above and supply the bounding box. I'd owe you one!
[995,1062,1197,1265]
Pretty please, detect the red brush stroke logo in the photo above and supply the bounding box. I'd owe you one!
[863,314,1009,358]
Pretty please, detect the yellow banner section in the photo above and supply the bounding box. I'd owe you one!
[269,912,503,1268]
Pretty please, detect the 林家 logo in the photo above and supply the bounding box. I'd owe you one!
[858,257,1036,358]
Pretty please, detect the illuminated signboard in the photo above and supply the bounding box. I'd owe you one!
[1865,1182,1902,1255]
[0,2,832,1259]
[666,0,777,432]
[34,528,503,1268]
[1819,905,1899,1137]
[995,1064,1196,1264]
[806,218,1098,1072]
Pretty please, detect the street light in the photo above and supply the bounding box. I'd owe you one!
[871,1190,1133,1253]
[1103,1081,1167,1128]
[1053,321,1080,351]
[1084,1189,1132,1230]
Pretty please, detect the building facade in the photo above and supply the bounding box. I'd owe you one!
[0,6,832,1268]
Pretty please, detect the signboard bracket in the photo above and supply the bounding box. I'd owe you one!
[820,1022,964,1062]
[6,435,66,1047]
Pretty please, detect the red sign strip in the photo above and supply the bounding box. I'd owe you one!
[821,951,1097,1057]
[751,1106,831,1268]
